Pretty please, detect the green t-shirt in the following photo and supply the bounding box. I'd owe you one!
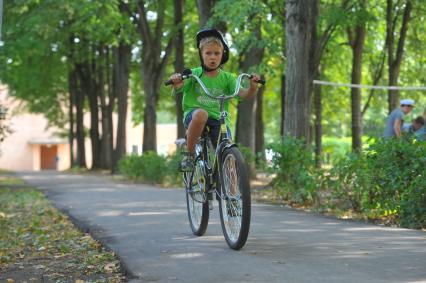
[180,67,237,125]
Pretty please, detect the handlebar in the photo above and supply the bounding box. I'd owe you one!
[164,70,266,98]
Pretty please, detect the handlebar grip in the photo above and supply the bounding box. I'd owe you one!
[257,79,266,85]
[165,69,192,87]
[248,75,266,85]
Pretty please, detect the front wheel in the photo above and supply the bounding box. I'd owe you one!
[184,155,209,236]
[218,146,251,250]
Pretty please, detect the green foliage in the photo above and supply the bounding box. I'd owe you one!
[118,151,168,184]
[267,136,425,229]
[238,145,255,167]
[328,138,426,228]
[165,150,184,186]
[363,139,426,224]
[268,136,319,205]
[0,0,129,128]
[322,136,352,163]
[118,151,182,186]
[399,177,426,229]
[327,152,370,212]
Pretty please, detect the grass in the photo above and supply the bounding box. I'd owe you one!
[0,173,126,282]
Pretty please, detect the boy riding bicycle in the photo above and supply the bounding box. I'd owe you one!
[168,28,261,172]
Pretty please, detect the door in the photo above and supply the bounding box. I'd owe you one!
[40,145,58,170]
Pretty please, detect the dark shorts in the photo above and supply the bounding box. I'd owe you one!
[184,109,232,146]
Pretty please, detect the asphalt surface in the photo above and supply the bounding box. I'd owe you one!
[17,171,426,283]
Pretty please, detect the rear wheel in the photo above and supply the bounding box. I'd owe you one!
[218,146,251,250]
[184,150,209,236]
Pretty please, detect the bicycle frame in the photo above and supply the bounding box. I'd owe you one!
[187,73,253,199]
[172,70,264,249]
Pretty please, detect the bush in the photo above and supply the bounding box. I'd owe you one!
[328,138,426,228]
[118,151,184,186]
[400,177,426,229]
[118,151,168,184]
[322,136,352,164]
[237,145,257,179]
[268,136,320,205]
[165,151,183,186]
[327,153,370,212]
[364,138,426,225]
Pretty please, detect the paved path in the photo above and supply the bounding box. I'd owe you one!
[18,171,426,283]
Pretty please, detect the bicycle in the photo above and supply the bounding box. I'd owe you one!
[166,70,265,250]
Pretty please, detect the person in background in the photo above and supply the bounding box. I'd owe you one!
[407,116,425,136]
[383,99,415,138]
[414,108,426,141]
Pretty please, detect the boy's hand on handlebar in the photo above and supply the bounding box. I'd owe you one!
[249,74,262,90]
[238,74,265,99]
[169,73,184,88]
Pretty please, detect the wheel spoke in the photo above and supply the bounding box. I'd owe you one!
[185,153,209,236]
[221,153,242,242]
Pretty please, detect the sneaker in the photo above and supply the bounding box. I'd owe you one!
[180,153,195,172]
[227,198,241,217]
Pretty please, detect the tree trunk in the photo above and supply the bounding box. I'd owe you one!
[348,23,366,153]
[77,59,101,169]
[112,42,131,171]
[386,0,412,113]
[235,18,264,155]
[314,77,322,166]
[132,0,174,153]
[98,47,113,169]
[140,41,173,153]
[195,0,226,31]
[255,78,266,165]
[174,0,185,139]
[142,71,158,152]
[280,74,285,137]
[74,64,86,168]
[284,0,317,140]
[68,68,76,168]
[280,7,286,138]
[196,0,215,27]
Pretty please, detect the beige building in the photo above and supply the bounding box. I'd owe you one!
[0,86,177,171]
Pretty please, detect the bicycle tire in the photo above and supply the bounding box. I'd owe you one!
[218,146,251,250]
[184,155,209,236]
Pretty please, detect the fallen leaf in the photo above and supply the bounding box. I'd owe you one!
[104,262,116,273]
[6,279,15,283]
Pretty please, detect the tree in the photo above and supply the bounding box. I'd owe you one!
[386,0,412,113]
[112,41,132,171]
[347,1,366,153]
[255,79,266,164]
[235,17,264,155]
[112,0,133,171]
[196,0,215,28]
[284,0,318,140]
[173,0,185,139]
[126,1,174,153]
